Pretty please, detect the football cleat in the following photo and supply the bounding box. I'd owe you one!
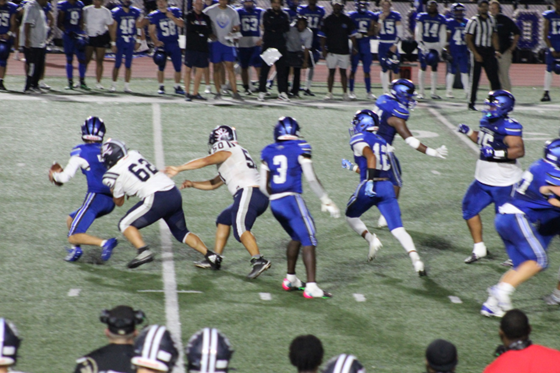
[501,258,513,267]
[39,81,50,90]
[213,93,222,101]
[175,86,185,95]
[282,278,306,291]
[158,86,165,95]
[464,250,489,264]
[258,92,265,102]
[416,93,424,100]
[342,92,350,101]
[366,92,376,100]
[324,92,333,100]
[278,92,290,102]
[109,85,116,92]
[445,92,454,98]
[367,234,383,261]
[302,89,315,96]
[204,251,222,270]
[0,81,6,91]
[65,246,83,262]
[414,260,427,276]
[124,86,133,93]
[232,92,244,101]
[480,302,505,318]
[194,258,213,269]
[431,94,442,100]
[244,89,253,95]
[543,293,560,306]
[191,93,207,100]
[247,257,271,279]
[303,288,333,299]
[127,249,154,269]
[101,238,118,261]
[80,83,91,91]
[204,85,212,94]
[541,92,551,102]
[348,91,357,100]
[185,94,192,102]
[377,214,388,228]
[96,83,104,90]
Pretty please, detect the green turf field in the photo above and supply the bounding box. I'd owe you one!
[1,79,560,373]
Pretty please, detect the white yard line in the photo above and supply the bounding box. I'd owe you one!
[152,103,186,373]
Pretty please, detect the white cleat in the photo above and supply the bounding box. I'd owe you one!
[124,87,133,93]
[109,85,116,92]
[481,301,505,318]
[416,94,424,100]
[445,92,454,98]
[377,214,388,228]
[39,82,51,90]
[366,92,377,100]
[324,92,333,100]
[348,91,357,100]
[257,92,265,102]
[464,244,488,264]
[204,86,212,94]
[96,83,104,90]
[367,234,383,261]
[414,260,427,276]
[490,285,513,312]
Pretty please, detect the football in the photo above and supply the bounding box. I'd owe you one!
[49,162,63,186]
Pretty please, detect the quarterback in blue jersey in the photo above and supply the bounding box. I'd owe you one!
[541,0,560,102]
[261,117,339,299]
[148,0,185,95]
[444,3,469,99]
[481,140,560,317]
[414,0,447,99]
[237,0,263,95]
[298,0,325,96]
[48,117,118,263]
[57,0,88,90]
[457,90,524,264]
[376,0,403,94]
[0,0,17,91]
[342,110,426,276]
[348,0,376,100]
[110,0,142,93]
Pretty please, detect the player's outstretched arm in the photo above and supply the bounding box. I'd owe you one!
[180,175,223,191]
[50,156,88,185]
[389,116,448,159]
[300,155,340,218]
[457,123,479,143]
[164,151,232,177]
[342,159,360,173]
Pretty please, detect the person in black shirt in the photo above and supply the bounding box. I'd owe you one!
[319,0,357,100]
[257,0,290,102]
[490,0,519,92]
[73,305,145,373]
[184,0,214,101]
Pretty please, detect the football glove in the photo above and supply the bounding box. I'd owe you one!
[342,159,354,171]
[426,145,448,159]
[364,180,376,197]
[320,197,340,218]
[481,146,495,158]
[457,123,473,136]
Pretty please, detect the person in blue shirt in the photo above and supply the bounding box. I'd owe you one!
[237,0,263,95]
[481,139,560,317]
[298,0,325,96]
[541,0,560,102]
[348,0,376,100]
[147,0,184,95]
[57,0,88,90]
[261,117,340,299]
[48,117,118,263]
[457,90,524,264]
[444,2,469,99]
[341,110,426,276]
[414,0,447,99]
[0,0,18,91]
[376,0,403,94]
[110,0,142,93]
[284,0,300,23]
[373,79,448,227]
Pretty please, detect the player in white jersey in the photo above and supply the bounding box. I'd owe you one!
[165,125,271,279]
[101,139,222,269]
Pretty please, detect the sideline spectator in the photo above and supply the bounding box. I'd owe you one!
[285,14,312,97]
[541,0,560,102]
[0,0,18,91]
[489,0,519,92]
[22,0,47,93]
[57,0,88,90]
[83,0,114,89]
[237,0,263,95]
[298,0,325,96]
[289,335,324,373]
[184,0,212,101]
[425,339,458,373]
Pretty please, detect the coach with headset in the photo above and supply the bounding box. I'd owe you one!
[73,305,145,373]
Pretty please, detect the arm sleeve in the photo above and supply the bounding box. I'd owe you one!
[396,23,403,41]
[299,156,327,200]
[259,163,269,197]
[439,22,447,49]
[414,21,422,41]
[53,156,89,184]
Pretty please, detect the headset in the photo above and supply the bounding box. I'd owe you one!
[100,306,146,334]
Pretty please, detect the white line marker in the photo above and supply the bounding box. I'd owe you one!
[353,293,366,302]
[153,103,185,373]
[259,292,272,301]
[138,290,203,294]
[431,170,441,175]
[17,163,25,167]
[448,296,463,304]
[67,289,81,297]
[427,107,479,154]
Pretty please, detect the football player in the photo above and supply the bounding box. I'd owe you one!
[373,79,447,227]
[284,0,300,22]
[342,110,426,276]
[445,2,469,98]
[297,0,326,96]
[57,0,88,90]
[323,354,365,373]
[131,325,179,373]
[0,0,18,91]
[457,90,524,264]
[415,0,447,99]
[542,0,560,102]
[49,117,118,263]
[147,0,185,95]
[375,0,402,94]
[0,318,22,371]
[101,139,221,269]
[260,117,339,299]
[164,126,271,279]
[236,0,263,95]
[481,140,560,317]
[185,328,234,373]
[348,0,376,100]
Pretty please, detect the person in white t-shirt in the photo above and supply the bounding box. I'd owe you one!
[83,0,114,89]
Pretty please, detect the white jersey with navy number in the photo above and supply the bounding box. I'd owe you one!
[102,150,175,200]
[212,141,260,195]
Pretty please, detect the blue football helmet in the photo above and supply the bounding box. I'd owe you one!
[554,60,560,75]
[323,354,365,373]
[425,49,439,67]
[544,139,560,167]
[74,34,88,52]
[286,0,299,10]
[186,328,234,373]
[451,2,465,20]
[132,325,179,373]
[0,319,21,367]
[101,138,128,168]
[81,116,106,142]
[390,79,417,109]
[355,0,368,13]
[381,50,400,72]
[0,40,10,61]
[351,109,379,135]
[274,116,301,141]
[153,48,167,67]
[482,90,515,119]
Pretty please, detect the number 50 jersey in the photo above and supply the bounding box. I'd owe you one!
[102,150,175,200]
[211,140,260,195]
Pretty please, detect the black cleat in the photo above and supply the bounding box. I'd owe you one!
[247,256,271,279]
[302,89,315,96]
[541,92,551,102]
[194,258,212,269]
[191,93,207,101]
[0,81,6,91]
[127,249,154,268]
[204,251,222,270]
[468,103,477,111]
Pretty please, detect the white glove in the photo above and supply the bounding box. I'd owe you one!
[320,197,340,218]
[426,145,448,159]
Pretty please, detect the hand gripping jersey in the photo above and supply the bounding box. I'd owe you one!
[211,140,260,195]
[148,7,182,44]
[446,17,467,53]
[374,94,410,145]
[475,116,523,186]
[237,6,263,48]
[349,10,377,50]
[260,139,311,196]
[416,12,446,43]
[376,10,401,44]
[102,150,175,200]
[57,0,85,34]
[112,6,141,44]
[544,10,560,50]
[0,2,18,35]
[350,131,393,181]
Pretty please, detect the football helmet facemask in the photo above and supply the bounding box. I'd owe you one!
[482,89,515,119]
[274,116,301,141]
[208,125,238,153]
[351,109,379,135]
[81,116,106,142]
[0,318,21,367]
[390,78,417,109]
[186,328,234,373]
[322,354,365,373]
[544,139,560,167]
[101,138,128,168]
[132,325,179,373]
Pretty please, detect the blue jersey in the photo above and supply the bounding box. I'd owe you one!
[349,10,377,48]
[237,7,263,37]
[349,131,392,181]
[544,10,560,47]
[57,0,84,34]
[375,94,410,145]
[477,116,522,162]
[261,140,312,195]
[298,5,325,33]
[112,6,141,43]
[284,6,299,23]
[0,2,17,35]
[70,143,112,195]
[416,12,446,43]
[149,7,182,44]
[376,10,401,43]
[446,17,467,52]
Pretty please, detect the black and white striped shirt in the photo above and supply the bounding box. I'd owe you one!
[465,14,496,48]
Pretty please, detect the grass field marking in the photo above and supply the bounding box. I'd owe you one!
[448,296,463,304]
[426,107,479,154]
[67,289,81,297]
[259,292,272,301]
[137,290,203,294]
[431,170,441,175]
[152,103,186,373]
[353,294,366,302]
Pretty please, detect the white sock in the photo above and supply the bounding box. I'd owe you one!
[306,67,314,90]
[346,217,369,236]
[552,288,560,298]
[100,240,107,247]
[446,73,454,93]
[364,232,375,244]
[418,70,425,95]
[124,82,130,89]
[112,80,117,86]
[286,273,298,283]
[497,282,516,295]
[206,84,211,90]
[545,71,553,91]
[473,242,487,256]
[305,281,319,292]
[431,71,437,94]
[461,73,470,95]
[391,227,418,259]
[381,71,390,93]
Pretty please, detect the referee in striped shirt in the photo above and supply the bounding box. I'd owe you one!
[465,0,501,110]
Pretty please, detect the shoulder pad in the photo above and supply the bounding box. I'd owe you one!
[70,145,82,157]
[298,141,312,155]
[503,118,522,136]
[546,171,560,186]
[350,133,366,145]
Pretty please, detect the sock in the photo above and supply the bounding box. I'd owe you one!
[365,77,371,93]
[446,73,454,93]
[306,67,314,90]
[552,288,560,299]
[418,70,425,94]
[243,84,249,91]
[78,63,86,80]
[346,217,369,236]
[497,282,516,295]
[364,232,375,243]
[430,71,437,95]
[101,240,107,247]
[391,227,418,257]
[80,77,85,85]
[409,251,420,263]
[66,63,73,80]
[124,82,130,89]
[349,77,355,91]
[380,71,389,93]
[305,281,319,292]
[175,84,181,89]
[0,78,3,83]
[286,273,298,283]
[251,254,262,260]
[545,71,553,91]
[461,73,469,95]
[473,242,487,256]
[206,84,211,90]
[160,84,164,90]
[138,245,149,254]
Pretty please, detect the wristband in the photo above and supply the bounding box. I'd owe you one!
[7,31,14,37]
[551,47,555,53]
[465,128,473,137]
[352,165,358,173]
[367,168,376,180]
[425,147,437,157]
[111,41,116,46]
[493,149,508,159]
